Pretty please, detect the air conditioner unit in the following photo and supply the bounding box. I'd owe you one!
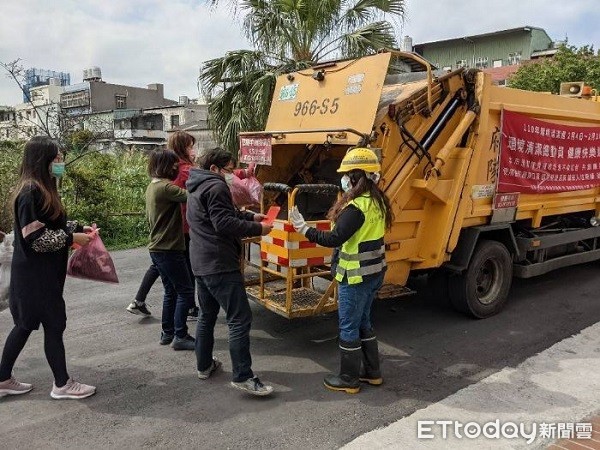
[559,81,586,97]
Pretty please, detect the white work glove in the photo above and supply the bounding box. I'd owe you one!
[289,206,309,235]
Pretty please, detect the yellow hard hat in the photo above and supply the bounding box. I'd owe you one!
[337,147,381,173]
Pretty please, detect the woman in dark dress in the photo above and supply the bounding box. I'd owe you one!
[0,136,96,400]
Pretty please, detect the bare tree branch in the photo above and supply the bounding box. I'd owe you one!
[1,59,114,163]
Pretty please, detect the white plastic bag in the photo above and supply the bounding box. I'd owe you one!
[0,232,14,303]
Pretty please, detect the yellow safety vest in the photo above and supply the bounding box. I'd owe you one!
[335,195,386,285]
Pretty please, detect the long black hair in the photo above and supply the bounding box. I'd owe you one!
[13,136,64,220]
[327,169,394,230]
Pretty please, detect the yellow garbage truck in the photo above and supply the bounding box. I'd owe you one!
[240,50,600,319]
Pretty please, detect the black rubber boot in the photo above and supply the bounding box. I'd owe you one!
[359,329,383,385]
[323,339,361,394]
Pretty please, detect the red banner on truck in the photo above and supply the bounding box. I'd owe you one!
[498,109,600,193]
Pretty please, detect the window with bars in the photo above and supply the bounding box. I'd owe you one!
[115,95,127,109]
[475,57,489,69]
[508,52,522,65]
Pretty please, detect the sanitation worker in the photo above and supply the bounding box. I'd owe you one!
[290,147,393,394]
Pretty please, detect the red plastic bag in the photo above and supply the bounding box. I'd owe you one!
[230,175,262,207]
[67,231,119,283]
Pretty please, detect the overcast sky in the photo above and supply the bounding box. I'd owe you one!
[0,0,598,106]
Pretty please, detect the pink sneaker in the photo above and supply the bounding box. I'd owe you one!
[50,378,96,400]
[0,375,33,397]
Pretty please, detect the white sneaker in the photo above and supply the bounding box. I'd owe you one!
[126,301,151,317]
[230,377,273,396]
[198,358,222,380]
[51,378,96,400]
[0,375,33,397]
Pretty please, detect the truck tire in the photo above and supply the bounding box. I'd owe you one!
[449,240,512,318]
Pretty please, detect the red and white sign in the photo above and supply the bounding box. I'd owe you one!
[239,135,272,166]
[498,110,600,193]
[494,192,519,209]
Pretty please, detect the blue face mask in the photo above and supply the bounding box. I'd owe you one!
[50,162,65,178]
[341,174,352,192]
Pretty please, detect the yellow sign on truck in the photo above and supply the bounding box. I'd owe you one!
[242,50,600,319]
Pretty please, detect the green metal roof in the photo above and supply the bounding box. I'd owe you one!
[414,26,552,48]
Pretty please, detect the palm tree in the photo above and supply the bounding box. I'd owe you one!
[200,0,405,154]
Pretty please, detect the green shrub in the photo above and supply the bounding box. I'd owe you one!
[0,141,149,249]
[0,140,24,233]
[62,150,149,249]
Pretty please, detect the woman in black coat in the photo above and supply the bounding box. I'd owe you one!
[0,136,96,400]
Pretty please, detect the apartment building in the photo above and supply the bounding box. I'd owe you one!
[144,98,215,153]
[0,106,16,140]
[0,81,64,140]
[2,66,214,150]
[60,67,176,117]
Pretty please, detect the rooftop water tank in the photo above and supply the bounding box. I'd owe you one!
[91,67,102,80]
[83,67,102,82]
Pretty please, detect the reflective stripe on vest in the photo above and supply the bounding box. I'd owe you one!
[336,260,387,279]
[335,195,386,285]
[339,244,386,261]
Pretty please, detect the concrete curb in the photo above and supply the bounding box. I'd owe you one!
[343,322,600,449]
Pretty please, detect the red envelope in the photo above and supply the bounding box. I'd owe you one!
[262,206,281,225]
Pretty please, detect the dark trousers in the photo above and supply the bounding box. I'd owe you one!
[150,251,194,338]
[135,264,160,303]
[0,324,69,387]
[195,271,253,382]
[184,234,197,310]
[136,234,196,310]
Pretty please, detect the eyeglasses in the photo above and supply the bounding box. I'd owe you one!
[220,166,234,174]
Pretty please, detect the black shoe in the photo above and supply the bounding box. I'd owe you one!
[324,374,360,394]
[126,301,151,317]
[172,334,195,351]
[323,340,362,394]
[160,332,174,346]
[187,307,199,322]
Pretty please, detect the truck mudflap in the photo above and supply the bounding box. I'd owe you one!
[444,224,519,273]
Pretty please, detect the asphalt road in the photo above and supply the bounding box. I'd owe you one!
[0,248,599,449]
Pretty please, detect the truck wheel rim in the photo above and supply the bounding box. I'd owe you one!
[475,259,501,305]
